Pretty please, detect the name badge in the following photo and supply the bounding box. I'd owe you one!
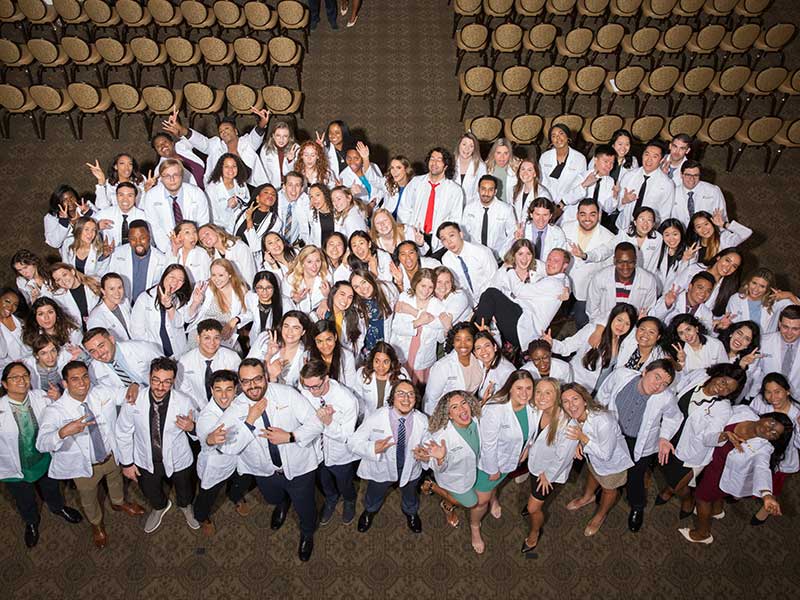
[185,370,196,375]
[450,444,464,453]
[371,428,385,434]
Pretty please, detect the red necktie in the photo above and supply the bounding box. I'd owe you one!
[423,181,440,234]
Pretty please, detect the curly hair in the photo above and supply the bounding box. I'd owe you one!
[11,249,52,288]
[384,156,414,195]
[297,141,331,186]
[428,390,482,433]
[106,152,144,185]
[208,152,251,186]
[360,341,404,385]
[287,245,329,295]
[23,297,79,348]
[444,321,477,354]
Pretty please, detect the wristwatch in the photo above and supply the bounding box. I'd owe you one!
[288,432,296,443]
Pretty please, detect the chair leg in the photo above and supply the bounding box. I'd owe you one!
[767,145,785,174]
[705,94,718,117]
[672,94,684,116]
[29,111,41,139]
[455,50,464,75]
[0,111,9,138]
[566,93,576,113]
[739,94,752,117]
[763,145,773,174]
[727,143,746,171]
[638,94,650,117]
[67,112,79,140]
[460,96,470,121]
[295,65,302,88]
[113,111,122,139]
[606,95,617,113]
[496,93,506,115]
[140,112,151,138]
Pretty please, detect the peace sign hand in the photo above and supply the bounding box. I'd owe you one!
[144,169,158,192]
[314,130,325,145]
[621,188,637,205]
[540,328,553,346]
[251,106,270,128]
[86,159,106,185]
[672,343,686,366]
[682,242,700,262]
[664,284,681,308]
[58,415,94,438]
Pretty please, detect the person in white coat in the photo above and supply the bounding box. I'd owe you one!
[615,142,675,230]
[43,184,84,251]
[106,220,170,301]
[331,186,369,239]
[36,361,145,548]
[521,339,573,383]
[82,328,161,396]
[86,273,132,342]
[649,271,716,332]
[679,405,792,544]
[0,362,83,548]
[116,357,199,533]
[671,161,728,227]
[222,359,323,562]
[299,360,359,526]
[339,144,386,208]
[439,222,498,305]
[501,197,567,262]
[423,322,482,415]
[560,144,617,223]
[232,184,283,263]
[349,379,428,534]
[275,172,307,245]
[245,271,283,344]
[661,133,692,185]
[538,124,587,210]
[1,288,32,367]
[197,224,257,291]
[473,331,516,401]
[177,319,241,412]
[94,182,147,247]
[169,221,212,286]
[204,153,251,233]
[686,210,752,267]
[585,242,658,325]
[522,378,579,553]
[258,119,298,188]
[192,369,253,536]
[352,342,409,417]
[562,383,634,537]
[748,305,800,401]
[725,268,799,336]
[654,364,746,520]
[595,360,681,532]
[84,153,148,210]
[511,158,552,224]
[667,314,729,381]
[59,217,111,279]
[24,335,75,398]
[461,175,516,261]
[49,263,102,332]
[151,132,206,189]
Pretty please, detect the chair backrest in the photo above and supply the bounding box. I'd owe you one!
[694,24,726,51]
[784,119,800,145]
[244,1,273,27]
[95,38,126,63]
[612,65,646,93]
[629,27,660,53]
[661,24,692,51]
[682,66,715,93]
[667,114,703,138]
[267,36,299,63]
[494,23,523,51]
[564,27,593,54]
[588,115,624,142]
[454,0,483,13]
[142,85,178,112]
[180,0,212,26]
[729,24,760,51]
[468,116,503,142]
[527,23,557,51]
[744,116,782,144]
[485,0,514,16]
[0,0,18,20]
[148,0,179,23]
[214,1,243,26]
[501,65,533,93]
[610,0,642,16]
[717,65,751,93]
[30,84,67,111]
[507,114,543,144]
[226,83,259,112]
[573,65,606,92]
[458,23,489,51]
[198,37,229,62]
[67,81,103,110]
[517,0,547,14]
[84,0,114,24]
[536,65,569,92]
[706,115,742,143]
[0,40,23,65]
[581,0,610,15]
[0,83,27,111]
[184,82,216,110]
[548,0,576,11]
[233,38,265,62]
[117,0,147,25]
[550,114,584,137]
[739,0,770,14]
[61,36,92,62]
[764,23,797,50]
[131,37,161,63]
[706,0,736,12]
[645,65,680,93]
[108,82,142,110]
[646,0,677,17]
[463,66,495,93]
[674,0,703,12]
[277,0,306,27]
[53,0,84,21]
[594,24,625,51]
[630,115,665,142]
[165,37,196,62]
[18,0,50,21]
[27,39,60,64]
[261,85,297,112]
[753,67,789,94]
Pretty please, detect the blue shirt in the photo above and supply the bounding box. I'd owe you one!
[130,247,151,301]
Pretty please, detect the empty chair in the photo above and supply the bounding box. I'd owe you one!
[655,24,692,67]
[554,26,593,65]
[261,84,303,117]
[0,83,40,138]
[142,85,182,136]
[514,0,547,21]
[670,0,703,19]
[66,81,113,139]
[455,23,489,75]
[465,115,504,142]
[453,0,482,36]
[198,36,235,84]
[116,0,152,30]
[776,69,800,117]
[29,84,76,139]
[226,83,263,115]
[735,0,771,21]
[608,0,642,20]
[108,82,147,138]
[484,0,514,24]
[95,37,135,85]
[60,36,102,85]
[753,23,797,68]
[0,0,25,28]
[589,23,625,63]
[52,0,89,27]
[576,0,609,26]
[696,114,742,168]
[529,64,569,113]
[130,37,168,87]
[640,0,679,25]
[83,0,121,31]
[767,118,800,174]
[495,64,533,114]
[620,26,659,69]
[638,65,680,116]
[522,23,557,65]
[740,66,789,117]
[625,114,666,143]
[582,114,624,151]
[18,0,58,36]
[26,39,69,84]
[672,66,714,116]
[727,116,782,171]
[180,1,216,30]
[277,1,310,52]
[244,1,279,37]
[490,22,524,67]
[504,113,544,146]
[660,113,703,141]
[706,64,750,116]
[685,24,725,68]
[719,23,760,68]
[233,37,269,83]
[0,40,34,85]
[459,65,495,120]
[214,1,247,33]
[604,64,645,113]
[544,0,577,22]
[183,81,225,128]
[147,0,183,30]
[702,0,737,20]
[268,36,302,87]
[566,64,606,114]
[165,36,202,87]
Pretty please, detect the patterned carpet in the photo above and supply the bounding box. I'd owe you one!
[1,1,800,598]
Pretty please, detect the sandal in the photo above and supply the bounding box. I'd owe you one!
[489,500,502,519]
[440,500,460,528]
[470,523,485,554]
[566,496,595,512]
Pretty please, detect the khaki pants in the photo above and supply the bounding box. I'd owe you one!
[73,454,125,526]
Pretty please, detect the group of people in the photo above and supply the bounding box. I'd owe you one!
[1,108,797,562]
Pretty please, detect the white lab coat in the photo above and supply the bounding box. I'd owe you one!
[184,127,267,187]
[672,181,728,227]
[233,207,282,261]
[616,329,666,373]
[477,358,516,398]
[586,265,659,323]
[51,285,100,328]
[257,147,294,188]
[682,337,729,373]
[423,352,480,416]
[551,322,619,392]
[674,389,732,469]
[580,409,634,476]
[106,244,170,300]
[441,241,499,303]
[596,368,682,461]
[170,246,212,286]
[561,170,617,223]
[301,379,358,466]
[500,223,567,261]
[527,413,579,484]
[749,331,800,402]
[719,405,774,498]
[0,391,50,479]
[521,357,573,383]
[725,294,791,336]
[596,230,663,275]
[490,263,546,298]
[396,175,465,252]
[156,140,206,187]
[454,158,486,206]
[339,163,386,206]
[23,350,73,393]
[86,300,133,341]
[511,183,553,224]
[282,273,330,313]
[94,205,146,247]
[649,291,715,332]
[334,206,369,239]
[115,387,195,476]
[130,290,189,357]
[88,339,161,387]
[749,395,800,474]
[60,242,109,278]
[390,293,445,371]
[210,240,256,289]
[348,406,429,486]
[438,288,472,324]
[561,220,616,301]
[205,179,249,234]
[514,273,570,349]
[177,347,242,412]
[351,367,411,417]
[92,180,146,211]
[195,399,238,489]
[36,385,123,479]
[140,182,211,252]
[616,167,675,230]
[478,401,537,474]
[243,291,277,342]
[538,147,587,205]
[428,419,479,494]
[462,199,516,260]
[43,213,71,250]
[0,317,32,366]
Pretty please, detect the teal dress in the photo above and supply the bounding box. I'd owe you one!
[1,397,51,484]
[449,420,481,508]
[474,406,530,493]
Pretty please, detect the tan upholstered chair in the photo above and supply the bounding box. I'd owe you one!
[67,81,113,139]
[544,0,577,22]
[719,23,760,69]
[233,38,269,83]
[638,65,680,116]
[0,0,25,28]
[84,0,121,30]
[455,23,489,75]
[226,83,263,115]
[740,67,789,117]
[767,118,800,174]
[566,64,606,114]
[514,0,546,21]
[671,0,703,19]
[0,83,39,138]
[108,82,148,137]
[582,114,624,151]
[268,36,303,88]
[183,82,225,128]
[727,116,782,172]
[0,39,34,85]
[640,0,678,25]
[735,0,771,20]
[116,0,153,29]
[29,83,76,138]
[604,65,645,113]
[706,65,750,116]
[495,65,533,114]
[545,114,584,141]
[625,114,665,143]
[529,65,569,113]
[261,84,303,117]
[60,36,102,85]
[52,0,89,26]
[484,0,515,24]
[685,24,726,69]
[659,114,703,142]
[142,85,183,135]
[672,66,714,116]
[620,26,659,69]
[277,1,310,52]
[504,113,544,146]
[459,65,495,120]
[465,115,503,142]
[198,36,235,83]
[18,0,58,34]
[696,115,742,169]
[95,37,134,86]
[452,0,482,36]
[130,37,168,87]
[608,0,642,21]
[147,0,184,29]
[753,23,796,68]
[776,69,800,117]
[522,23,557,66]
[180,1,216,30]
[555,27,592,66]
[244,1,279,38]
[589,23,624,63]
[165,36,202,87]
[702,0,737,20]
[214,1,247,33]
[576,0,609,27]
[26,39,69,84]
[490,22,523,68]
[655,24,692,68]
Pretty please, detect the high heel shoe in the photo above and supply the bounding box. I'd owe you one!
[654,494,671,507]
[520,528,542,554]
[440,500,459,528]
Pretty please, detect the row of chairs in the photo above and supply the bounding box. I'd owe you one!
[0,34,303,89]
[0,80,304,140]
[459,62,799,120]
[455,19,796,72]
[465,111,800,173]
[453,0,777,34]
[2,1,308,48]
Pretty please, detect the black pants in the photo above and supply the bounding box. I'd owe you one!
[193,472,253,522]
[472,287,522,347]
[363,477,421,516]
[138,462,195,510]
[5,475,65,525]
[625,436,654,510]
[256,469,317,537]
[318,462,356,506]
[308,0,337,24]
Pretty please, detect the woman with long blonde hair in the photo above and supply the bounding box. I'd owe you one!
[197,223,256,286]
[188,258,249,349]
[48,263,101,330]
[60,217,111,278]
[369,208,426,256]
[726,267,800,334]
[284,245,331,314]
[453,132,486,205]
[485,137,520,205]
[331,185,368,238]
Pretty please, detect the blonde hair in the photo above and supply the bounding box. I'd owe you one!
[288,245,329,295]
[369,208,406,249]
[49,262,101,297]
[198,223,237,258]
[69,216,104,257]
[536,377,563,446]
[485,138,515,173]
[209,258,247,313]
[331,185,366,220]
[428,390,482,432]
[738,267,777,313]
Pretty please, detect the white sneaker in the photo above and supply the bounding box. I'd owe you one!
[144,500,172,534]
[180,505,200,530]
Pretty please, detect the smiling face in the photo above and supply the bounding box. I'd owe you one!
[779,317,800,344]
[458,136,475,160]
[514,245,533,271]
[529,347,551,375]
[561,388,586,420]
[577,203,599,232]
[373,211,393,236]
[210,264,231,290]
[635,321,661,349]
[372,351,392,378]
[332,285,354,313]
[272,124,290,149]
[149,368,175,401]
[239,364,266,402]
[531,207,551,231]
[594,153,614,177]
[0,292,19,319]
[473,337,496,366]
[264,233,284,258]
[687,278,713,306]
[677,322,699,346]
[222,157,238,181]
[534,380,558,411]
[324,237,344,263]
[327,123,343,147]
[613,134,630,159]
[641,145,663,172]
[434,271,453,298]
[162,267,185,294]
[390,159,408,185]
[447,394,473,427]
[52,267,76,291]
[398,244,419,271]
[331,189,349,212]
[747,276,769,300]
[453,329,474,360]
[510,377,534,407]
[350,274,374,299]
[669,138,690,162]
[345,148,362,173]
[610,311,633,337]
[428,151,446,177]
[517,160,536,184]
[161,164,183,193]
[198,226,219,249]
[493,144,511,168]
[545,250,568,276]
[729,325,754,353]
[254,278,274,304]
[154,135,175,158]
[634,211,655,237]
[309,186,327,210]
[35,342,59,368]
[681,166,701,190]
[550,127,568,150]
[281,316,305,345]
[217,122,238,144]
[63,365,90,401]
[661,225,682,250]
[478,179,496,205]
[764,381,790,410]
[80,221,97,244]
[350,236,370,260]
[129,226,151,256]
[35,304,56,331]
[212,379,236,409]
[692,215,714,240]
[706,375,739,398]
[755,416,785,442]
[284,175,302,201]
[392,381,416,415]
[713,253,741,278]
[613,249,637,281]
[84,333,115,363]
[640,367,672,395]
[303,250,323,277]
[197,327,222,357]
[315,330,337,358]
[102,277,125,306]
[414,276,434,300]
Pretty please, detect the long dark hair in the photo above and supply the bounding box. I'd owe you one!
[346,230,378,272]
[424,146,455,179]
[309,319,345,382]
[686,210,721,265]
[326,281,363,349]
[208,152,251,185]
[349,269,392,317]
[488,369,535,405]
[149,264,192,309]
[656,218,687,272]
[474,330,502,370]
[667,313,708,356]
[23,297,78,348]
[703,363,748,399]
[717,320,760,363]
[760,411,794,471]
[627,206,657,239]
[106,152,144,185]
[261,232,296,266]
[276,310,313,347]
[360,342,403,385]
[244,183,280,231]
[252,270,283,325]
[583,303,638,371]
[324,119,354,150]
[708,247,742,317]
[610,129,635,169]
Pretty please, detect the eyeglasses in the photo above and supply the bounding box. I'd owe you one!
[255,285,273,292]
[394,390,416,400]
[5,374,30,382]
[240,375,265,386]
[302,378,327,391]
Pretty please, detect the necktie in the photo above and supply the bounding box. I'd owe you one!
[423,181,440,234]
[170,195,183,225]
[625,347,642,370]
[396,417,406,480]
[151,401,163,455]
[284,201,294,240]
[82,402,107,463]
[782,343,795,376]
[633,175,649,215]
[534,230,543,260]
[668,166,676,179]
[458,255,473,292]
[481,207,489,246]
[121,214,129,245]
[204,359,213,401]
[260,410,283,468]
[111,359,134,386]
[179,156,205,190]
[592,177,601,203]
[159,307,174,357]
[687,191,695,216]
[319,397,326,451]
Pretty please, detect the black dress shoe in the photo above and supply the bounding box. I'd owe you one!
[628,508,644,532]
[653,494,670,507]
[271,502,289,531]
[357,510,376,533]
[24,523,39,548]
[405,513,422,534]
[52,507,83,524]
[750,513,768,526]
[298,536,314,562]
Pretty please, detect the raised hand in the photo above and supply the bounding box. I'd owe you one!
[58,414,94,438]
[86,159,106,185]
[250,106,270,128]
[426,439,447,462]
[245,397,267,425]
[175,410,195,432]
[287,142,300,162]
[682,242,700,262]
[101,238,115,258]
[740,346,761,368]
[143,169,158,192]
[711,208,726,228]
[620,188,637,205]
[540,328,553,346]
[265,330,281,360]
[514,222,524,240]
[374,435,395,454]
[671,343,686,367]
[581,171,598,189]
[192,280,209,304]
[314,130,325,146]
[664,284,680,308]
[206,423,227,446]
[568,241,585,258]
[161,108,187,138]
[481,382,495,406]
[47,383,61,401]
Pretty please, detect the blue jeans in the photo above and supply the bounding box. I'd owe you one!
[308,0,337,24]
